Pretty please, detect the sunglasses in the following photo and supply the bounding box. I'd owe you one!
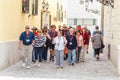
[26,28,30,29]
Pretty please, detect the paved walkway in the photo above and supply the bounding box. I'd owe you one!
[0,48,119,80]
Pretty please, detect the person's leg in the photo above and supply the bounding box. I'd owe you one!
[71,49,76,65]
[59,50,64,67]
[44,47,48,60]
[26,45,33,67]
[76,49,78,63]
[68,50,72,64]
[21,45,27,64]
[32,47,36,62]
[80,46,85,62]
[95,49,99,60]
[34,47,38,61]
[42,47,45,60]
[39,47,44,62]
[78,46,82,62]
[55,50,60,67]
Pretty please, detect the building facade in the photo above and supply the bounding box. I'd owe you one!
[66,0,101,32]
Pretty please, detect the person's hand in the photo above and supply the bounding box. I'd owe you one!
[76,47,78,50]
[50,49,53,51]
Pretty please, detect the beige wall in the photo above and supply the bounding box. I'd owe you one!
[0,0,64,41]
[104,0,120,75]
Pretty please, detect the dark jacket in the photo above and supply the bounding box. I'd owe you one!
[66,35,78,50]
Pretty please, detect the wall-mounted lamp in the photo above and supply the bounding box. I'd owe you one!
[42,0,49,12]
[80,0,114,8]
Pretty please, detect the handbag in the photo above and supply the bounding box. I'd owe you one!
[64,47,68,54]
[101,40,105,48]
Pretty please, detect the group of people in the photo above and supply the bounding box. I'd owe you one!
[18,24,104,69]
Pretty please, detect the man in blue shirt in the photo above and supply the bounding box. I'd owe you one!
[18,25,34,69]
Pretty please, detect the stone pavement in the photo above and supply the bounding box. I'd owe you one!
[0,49,119,80]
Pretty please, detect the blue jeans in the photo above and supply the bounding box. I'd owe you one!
[55,50,64,66]
[68,49,76,64]
[34,47,44,62]
[32,48,36,62]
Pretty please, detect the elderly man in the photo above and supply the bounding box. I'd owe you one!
[18,25,34,69]
[66,28,78,66]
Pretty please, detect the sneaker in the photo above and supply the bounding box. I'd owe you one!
[72,63,74,66]
[38,63,41,67]
[26,66,30,69]
[35,62,38,66]
[56,65,59,68]
[87,51,88,54]
[60,66,63,68]
[22,63,26,67]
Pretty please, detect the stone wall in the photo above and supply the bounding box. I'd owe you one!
[0,41,20,70]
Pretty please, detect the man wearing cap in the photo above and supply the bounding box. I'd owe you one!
[48,25,57,61]
[18,25,34,69]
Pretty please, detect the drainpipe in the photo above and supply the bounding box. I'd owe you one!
[101,4,104,36]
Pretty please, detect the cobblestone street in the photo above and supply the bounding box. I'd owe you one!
[0,48,119,80]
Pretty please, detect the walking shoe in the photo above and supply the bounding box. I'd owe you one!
[35,61,38,66]
[96,57,99,61]
[26,66,30,69]
[60,66,63,69]
[72,63,74,66]
[22,63,26,67]
[87,51,88,54]
[56,65,59,68]
[38,62,41,67]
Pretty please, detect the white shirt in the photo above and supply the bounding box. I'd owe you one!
[54,36,67,50]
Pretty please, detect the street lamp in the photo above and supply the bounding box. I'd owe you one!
[42,0,46,10]
[42,0,49,12]
[46,2,49,11]
[97,0,114,8]
[85,0,89,11]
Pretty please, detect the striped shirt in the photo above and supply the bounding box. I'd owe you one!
[34,35,46,47]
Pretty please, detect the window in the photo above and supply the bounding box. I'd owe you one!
[74,19,77,25]
[67,19,74,25]
[32,0,38,15]
[22,0,29,13]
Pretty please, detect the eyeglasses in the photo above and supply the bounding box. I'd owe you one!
[26,28,30,29]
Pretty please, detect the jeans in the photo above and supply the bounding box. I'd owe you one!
[68,49,76,64]
[34,47,44,62]
[42,47,48,60]
[55,50,64,66]
[32,48,36,62]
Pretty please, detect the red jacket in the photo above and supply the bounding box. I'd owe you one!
[82,32,89,45]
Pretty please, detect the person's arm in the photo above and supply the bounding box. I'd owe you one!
[74,36,78,50]
[18,40,22,50]
[18,33,23,50]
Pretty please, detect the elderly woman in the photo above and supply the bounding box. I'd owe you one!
[34,30,46,66]
[92,31,102,60]
[54,31,67,68]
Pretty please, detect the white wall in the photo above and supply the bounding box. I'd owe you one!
[104,0,120,75]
